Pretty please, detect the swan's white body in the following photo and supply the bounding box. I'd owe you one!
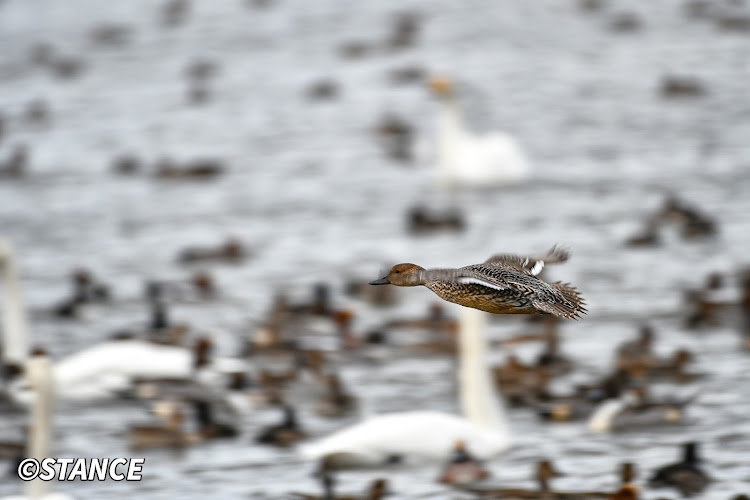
[4,329,245,404]
[435,96,530,188]
[0,239,29,369]
[13,339,246,402]
[51,340,194,400]
[1,355,74,500]
[300,307,510,465]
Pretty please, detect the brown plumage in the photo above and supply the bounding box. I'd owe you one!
[370,247,586,319]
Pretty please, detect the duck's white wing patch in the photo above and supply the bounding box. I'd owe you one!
[457,276,508,291]
[529,260,545,275]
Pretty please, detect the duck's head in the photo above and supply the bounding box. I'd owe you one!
[449,439,470,463]
[428,75,454,98]
[537,460,562,482]
[683,441,700,463]
[192,337,214,368]
[370,263,425,287]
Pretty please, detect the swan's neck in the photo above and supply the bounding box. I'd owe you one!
[588,398,626,433]
[458,307,507,430]
[437,97,464,177]
[0,242,29,370]
[26,356,55,498]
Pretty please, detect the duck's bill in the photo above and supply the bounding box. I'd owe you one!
[369,277,390,285]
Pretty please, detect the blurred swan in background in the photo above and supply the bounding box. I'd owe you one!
[300,307,510,466]
[428,75,530,188]
[0,238,29,376]
[1,350,73,500]
[21,338,247,402]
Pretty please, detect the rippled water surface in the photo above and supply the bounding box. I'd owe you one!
[1,0,750,498]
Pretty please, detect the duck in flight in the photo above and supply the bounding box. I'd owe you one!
[370,247,586,319]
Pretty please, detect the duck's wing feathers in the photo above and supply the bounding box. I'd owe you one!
[531,281,587,319]
[484,246,569,276]
[425,267,535,296]
[425,266,586,319]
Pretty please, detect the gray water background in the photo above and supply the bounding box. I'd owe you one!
[1,0,750,498]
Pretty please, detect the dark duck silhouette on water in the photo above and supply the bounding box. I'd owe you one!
[648,442,711,497]
[370,247,586,319]
[255,406,307,447]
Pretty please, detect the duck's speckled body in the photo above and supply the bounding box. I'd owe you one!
[371,247,586,319]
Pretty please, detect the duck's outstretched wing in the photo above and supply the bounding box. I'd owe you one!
[464,268,585,320]
[484,246,569,276]
[426,266,586,320]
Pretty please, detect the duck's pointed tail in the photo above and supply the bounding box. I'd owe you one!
[535,282,587,319]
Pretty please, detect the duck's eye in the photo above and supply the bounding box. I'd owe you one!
[394,270,401,274]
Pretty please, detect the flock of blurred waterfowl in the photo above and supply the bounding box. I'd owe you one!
[1,0,750,498]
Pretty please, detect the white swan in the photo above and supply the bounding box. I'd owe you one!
[0,238,29,373]
[429,75,530,188]
[2,352,73,500]
[8,339,248,403]
[300,307,510,466]
[3,328,246,406]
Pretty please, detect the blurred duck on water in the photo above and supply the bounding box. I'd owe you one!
[438,440,490,485]
[657,195,717,240]
[615,325,702,383]
[460,460,562,499]
[463,461,638,499]
[292,459,388,500]
[177,237,245,264]
[0,145,28,178]
[315,373,357,418]
[369,247,586,319]
[493,354,550,407]
[256,406,307,447]
[588,386,693,433]
[386,303,459,355]
[407,205,466,234]
[536,369,632,423]
[129,399,237,450]
[648,442,711,497]
[683,271,738,330]
[625,193,717,248]
[427,75,530,188]
[155,156,224,178]
[52,269,110,319]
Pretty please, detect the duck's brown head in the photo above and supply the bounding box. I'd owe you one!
[370,263,425,287]
[428,75,454,97]
[536,460,562,488]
